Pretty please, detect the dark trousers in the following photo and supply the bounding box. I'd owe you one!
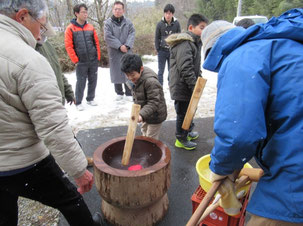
[0,155,94,226]
[174,100,194,139]
[75,61,98,105]
[114,83,132,96]
[157,50,170,86]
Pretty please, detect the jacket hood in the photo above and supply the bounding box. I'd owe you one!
[165,31,198,48]
[0,14,37,48]
[70,18,87,27]
[203,8,303,72]
[137,67,158,84]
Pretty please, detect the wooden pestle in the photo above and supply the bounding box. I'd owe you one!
[182,77,207,130]
[121,104,141,166]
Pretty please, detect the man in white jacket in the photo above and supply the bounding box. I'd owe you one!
[0,1,104,225]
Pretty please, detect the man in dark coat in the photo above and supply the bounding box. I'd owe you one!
[121,54,167,140]
[104,1,135,101]
[36,38,75,106]
[155,3,181,86]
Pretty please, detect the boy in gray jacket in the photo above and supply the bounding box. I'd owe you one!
[121,54,167,140]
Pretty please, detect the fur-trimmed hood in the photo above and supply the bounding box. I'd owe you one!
[165,32,194,48]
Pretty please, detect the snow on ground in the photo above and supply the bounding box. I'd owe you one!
[64,55,218,133]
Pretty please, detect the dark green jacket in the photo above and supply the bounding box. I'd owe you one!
[166,31,202,101]
[36,41,75,105]
[132,67,167,124]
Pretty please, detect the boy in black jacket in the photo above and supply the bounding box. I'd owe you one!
[166,14,208,150]
[155,4,181,86]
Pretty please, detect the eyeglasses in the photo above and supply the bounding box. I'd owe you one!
[114,8,123,11]
[28,12,48,35]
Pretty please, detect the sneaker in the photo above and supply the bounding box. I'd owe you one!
[76,104,84,111]
[87,100,98,106]
[187,131,199,141]
[124,96,133,102]
[175,139,197,150]
[115,95,123,101]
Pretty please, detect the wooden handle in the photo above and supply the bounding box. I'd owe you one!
[182,77,207,130]
[186,180,222,226]
[121,104,141,166]
[239,168,264,182]
[199,199,220,224]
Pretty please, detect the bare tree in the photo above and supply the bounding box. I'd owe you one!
[91,0,110,32]
[155,0,162,7]
[66,0,74,19]
[123,0,128,17]
[46,0,69,29]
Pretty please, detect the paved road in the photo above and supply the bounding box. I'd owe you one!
[59,117,256,225]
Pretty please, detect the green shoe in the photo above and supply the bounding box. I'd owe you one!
[187,131,199,141]
[175,139,197,150]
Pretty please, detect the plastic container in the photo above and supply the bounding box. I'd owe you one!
[191,186,250,226]
[196,154,252,195]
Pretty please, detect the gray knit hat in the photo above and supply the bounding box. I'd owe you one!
[201,20,235,60]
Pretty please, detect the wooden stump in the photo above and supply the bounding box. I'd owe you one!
[94,136,171,226]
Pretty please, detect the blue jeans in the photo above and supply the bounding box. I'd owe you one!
[157,50,170,86]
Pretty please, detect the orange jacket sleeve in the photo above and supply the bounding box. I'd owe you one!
[93,29,101,61]
[64,25,79,64]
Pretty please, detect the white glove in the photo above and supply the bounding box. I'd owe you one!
[210,171,242,216]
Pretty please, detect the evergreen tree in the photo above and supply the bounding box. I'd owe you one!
[197,0,303,22]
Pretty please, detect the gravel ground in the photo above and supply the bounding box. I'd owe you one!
[18,197,59,226]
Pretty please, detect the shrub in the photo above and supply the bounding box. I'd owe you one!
[48,32,75,72]
[133,33,156,56]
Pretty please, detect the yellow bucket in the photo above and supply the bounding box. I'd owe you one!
[196,154,252,195]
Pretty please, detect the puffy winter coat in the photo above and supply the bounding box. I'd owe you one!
[203,9,303,223]
[155,17,181,51]
[36,41,74,105]
[0,14,87,178]
[104,16,135,84]
[166,31,202,101]
[132,67,167,124]
[65,19,101,64]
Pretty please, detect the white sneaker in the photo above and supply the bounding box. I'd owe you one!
[115,95,123,101]
[124,96,133,102]
[87,100,98,106]
[76,104,84,111]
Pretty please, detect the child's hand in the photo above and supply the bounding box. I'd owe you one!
[138,115,143,123]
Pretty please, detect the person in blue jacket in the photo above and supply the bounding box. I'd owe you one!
[201,8,303,225]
